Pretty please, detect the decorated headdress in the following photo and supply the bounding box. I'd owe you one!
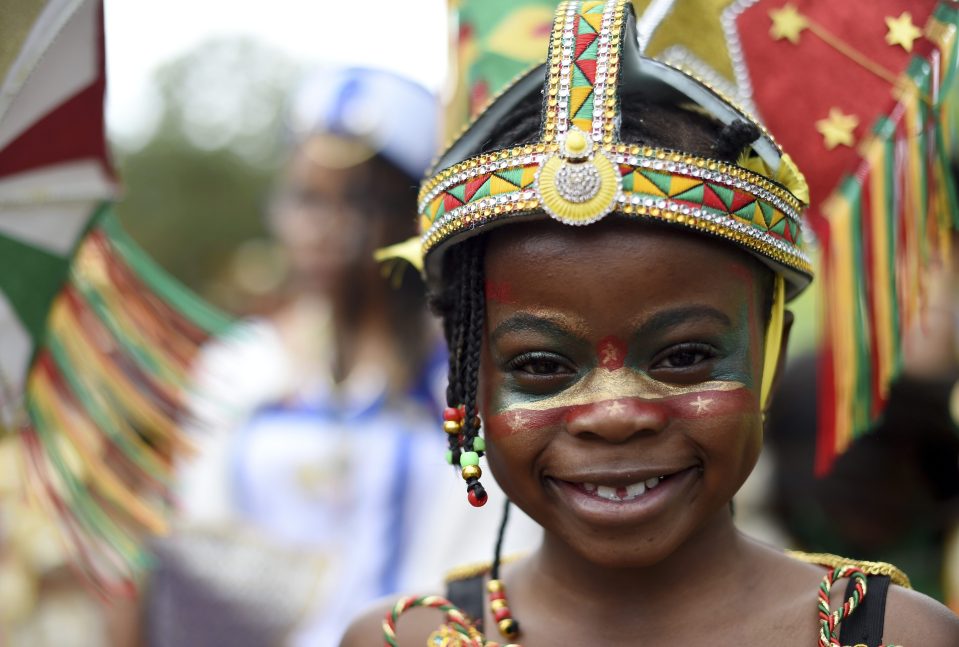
[423,0,959,484]
[418,0,810,515]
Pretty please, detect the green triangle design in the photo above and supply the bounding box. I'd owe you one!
[580,37,599,61]
[0,233,70,343]
[577,16,596,35]
[621,172,634,192]
[573,92,594,121]
[708,183,735,210]
[641,170,674,197]
[771,218,788,236]
[734,201,758,222]
[572,65,589,90]
[496,167,524,187]
[674,185,705,203]
[433,199,446,221]
[473,177,492,201]
[449,184,467,203]
[759,201,775,227]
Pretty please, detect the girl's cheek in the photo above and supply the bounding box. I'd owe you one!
[485,386,759,440]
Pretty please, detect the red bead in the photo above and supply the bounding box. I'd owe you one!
[489,591,505,602]
[467,488,487,507]
[493,607,512,622]
[443,407,464,422]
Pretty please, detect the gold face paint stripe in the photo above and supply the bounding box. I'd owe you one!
[500,367,745,413]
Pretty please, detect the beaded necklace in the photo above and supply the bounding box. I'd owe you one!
[382,565,900,647]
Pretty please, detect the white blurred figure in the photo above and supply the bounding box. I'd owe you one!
[150,68,539,647]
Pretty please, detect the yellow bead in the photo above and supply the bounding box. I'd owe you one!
[491,599,507,612]
[461,465,481,480]
[487,579,504,593]
[566,130,588,156]
[443,420,461,435]
[498,619,520,640]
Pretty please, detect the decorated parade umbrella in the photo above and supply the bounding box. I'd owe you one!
[445,0,959,472]
[1,0,231,595]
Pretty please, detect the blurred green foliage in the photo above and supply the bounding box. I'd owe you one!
[111,38,300,313]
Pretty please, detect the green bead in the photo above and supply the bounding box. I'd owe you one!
[472,437,486,452]
[445,450,453,465]
[459,451,480,467]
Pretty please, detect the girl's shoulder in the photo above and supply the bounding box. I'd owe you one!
[784,550,959,646]
[880,584,959,646]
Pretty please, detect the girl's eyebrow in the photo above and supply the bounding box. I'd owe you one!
[490,313,589,346]
[632,306,733,339]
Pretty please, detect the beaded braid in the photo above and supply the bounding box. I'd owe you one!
[435,236,490,507]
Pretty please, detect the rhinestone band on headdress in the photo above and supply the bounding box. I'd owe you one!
[419,0,813,293]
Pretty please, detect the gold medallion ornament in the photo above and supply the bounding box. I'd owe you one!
[536,127,622,225]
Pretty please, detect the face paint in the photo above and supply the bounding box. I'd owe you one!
[485,280,516,304]
[486,366,750,438]
[725,261,762,374]
[597,335,627,371]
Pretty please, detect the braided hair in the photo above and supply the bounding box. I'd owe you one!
[429,95,767,508]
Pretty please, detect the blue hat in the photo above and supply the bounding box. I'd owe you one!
[288,66,438,180]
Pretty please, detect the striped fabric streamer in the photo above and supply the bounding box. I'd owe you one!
[18,203,231,596]
[815,2,959,473]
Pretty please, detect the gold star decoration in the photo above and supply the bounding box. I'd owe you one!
[885,12,922,52]
[769,3,809,44]
[691,395,713,414]
[640,0,738,84]
[816,107,859,150]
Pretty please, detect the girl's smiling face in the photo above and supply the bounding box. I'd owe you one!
[480,218,774,567]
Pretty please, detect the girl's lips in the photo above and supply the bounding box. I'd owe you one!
[546,466,700,526]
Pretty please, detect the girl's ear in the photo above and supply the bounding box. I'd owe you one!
[763,310,794,416]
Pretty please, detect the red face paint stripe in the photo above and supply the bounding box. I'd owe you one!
[485,280,515,304]
[487,388,755,439]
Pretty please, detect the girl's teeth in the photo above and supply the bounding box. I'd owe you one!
[597,485,617,500]
[583,480,655,501]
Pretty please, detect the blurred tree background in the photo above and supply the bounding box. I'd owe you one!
[111,38,300,314]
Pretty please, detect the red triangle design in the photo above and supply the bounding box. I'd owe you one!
[575,32,597,59]
[575,58,597,85]
[781,221,794,243]
[443,193,464,211]
[619,164,633,176]
[464,174,491,201]
[728,190,755,213]
[702,185,728,211]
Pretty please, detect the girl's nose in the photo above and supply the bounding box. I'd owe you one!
[564,396,669,444]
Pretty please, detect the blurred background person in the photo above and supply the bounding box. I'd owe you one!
[765,252,959,608]
[146,67,538,647]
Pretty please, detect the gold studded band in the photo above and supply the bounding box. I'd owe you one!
[420,0,812,289]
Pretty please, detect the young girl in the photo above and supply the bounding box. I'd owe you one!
[343,1,959,644]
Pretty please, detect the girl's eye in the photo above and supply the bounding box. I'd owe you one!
[651,343,716,370]
[507,353,574,377]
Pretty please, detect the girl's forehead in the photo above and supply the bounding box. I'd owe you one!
[484,217,761,285]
